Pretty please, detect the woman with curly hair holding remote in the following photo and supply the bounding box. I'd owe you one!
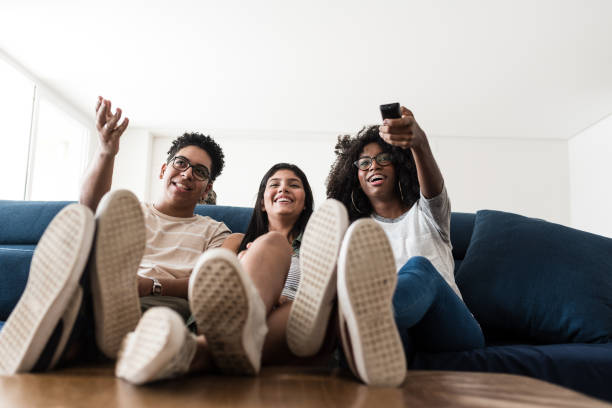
[326,107,484,387]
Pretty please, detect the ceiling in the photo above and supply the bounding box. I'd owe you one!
[2,0,612,140]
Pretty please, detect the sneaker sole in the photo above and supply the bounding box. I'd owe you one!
[337,219,406,387]
[91,190,145,359]
[48,285,83,370]
[337,310,359,379]
[287,199,348,357]
[115,307,188,385]
[0,204,94,374]
[189,249,265,375]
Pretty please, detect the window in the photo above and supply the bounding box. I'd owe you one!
[0,56,90,201]
[0,60,35,200]
[28,98,89,200]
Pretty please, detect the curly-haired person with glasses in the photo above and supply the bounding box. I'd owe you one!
[0,96,293,384]
[325,107,485,386]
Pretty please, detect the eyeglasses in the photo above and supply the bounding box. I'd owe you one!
[353,152,393,171]
[170,156,210,181]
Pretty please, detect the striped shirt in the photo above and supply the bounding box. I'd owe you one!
[280,234,302,300]
[137,203,231,280]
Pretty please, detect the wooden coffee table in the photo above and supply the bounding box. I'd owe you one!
[0,365,609,407]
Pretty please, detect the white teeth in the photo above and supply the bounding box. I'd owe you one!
[276,198,291,203]
[176,183,191,190]
[370,175,384,182]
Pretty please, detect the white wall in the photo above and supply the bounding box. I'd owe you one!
[111,129,152,200]
[569,115,612,238]
[434,137,569,224]
[147,130,338,208]
[110,129,570,226]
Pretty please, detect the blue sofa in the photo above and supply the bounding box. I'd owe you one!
[1,200,611,402]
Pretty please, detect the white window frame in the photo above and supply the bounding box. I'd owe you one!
[1,50,93,201]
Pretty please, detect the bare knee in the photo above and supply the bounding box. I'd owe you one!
[251,231,291,255]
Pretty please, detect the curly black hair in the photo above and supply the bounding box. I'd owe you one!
[326,125,420,221]
[166,132,225,181]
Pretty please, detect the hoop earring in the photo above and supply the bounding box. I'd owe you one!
[398,181,404,202]
[351,190,364,214]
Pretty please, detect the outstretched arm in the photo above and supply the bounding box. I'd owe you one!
[79,96,129,211]
[379,106,444,199]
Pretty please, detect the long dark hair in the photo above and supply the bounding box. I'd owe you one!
[326,125,420,221]
[239,163,314,252]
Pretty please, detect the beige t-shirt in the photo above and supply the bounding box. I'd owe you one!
[137,203,231,279]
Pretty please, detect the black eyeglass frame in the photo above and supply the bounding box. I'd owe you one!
[353,152,393,171]
[169,156,210,181]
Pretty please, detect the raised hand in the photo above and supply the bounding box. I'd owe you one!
[95,96,129,156]
[378,106,427,150]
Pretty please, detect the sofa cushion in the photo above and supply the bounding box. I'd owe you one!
[0,247,32,320]
[449,212,475,262]
[0,201,71,245]
[194,205,253,234]
[456,210,612,344]
[449,212,475,276]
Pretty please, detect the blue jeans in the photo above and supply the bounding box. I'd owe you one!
[393,256,484,360]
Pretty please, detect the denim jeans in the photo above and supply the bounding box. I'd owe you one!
[393,256,485,360]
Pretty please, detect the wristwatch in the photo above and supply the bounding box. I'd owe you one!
[151,278,162,296]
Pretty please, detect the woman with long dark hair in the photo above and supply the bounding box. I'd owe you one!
[224,162,346,364]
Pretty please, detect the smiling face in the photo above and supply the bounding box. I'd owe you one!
[261,169,306,220]
[158,145,213,215]
[357,142,397,203]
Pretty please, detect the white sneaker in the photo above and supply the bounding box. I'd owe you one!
[48,285,84,370]
[0,204,94,374]
[90,189,145,359]
[115,307,197,385]
[287,198,348,357]
[188,248,267,375]
[337,219,406,387]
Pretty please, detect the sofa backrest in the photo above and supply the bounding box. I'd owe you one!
[0,199,475,319]
[0,201,253,244]
[0,201,74,245]
[193,204,253,234]
[0,200,475,259]
[449,212,476,272]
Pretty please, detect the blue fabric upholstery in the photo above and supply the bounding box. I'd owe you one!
[0,201,252,244]
[0,201,72,244]
[456,210,612,344]
[448,212,475,262]
[411,342,612,402]
[449,212,475,276]
[0,247,32,320]
[193,204,252,233]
